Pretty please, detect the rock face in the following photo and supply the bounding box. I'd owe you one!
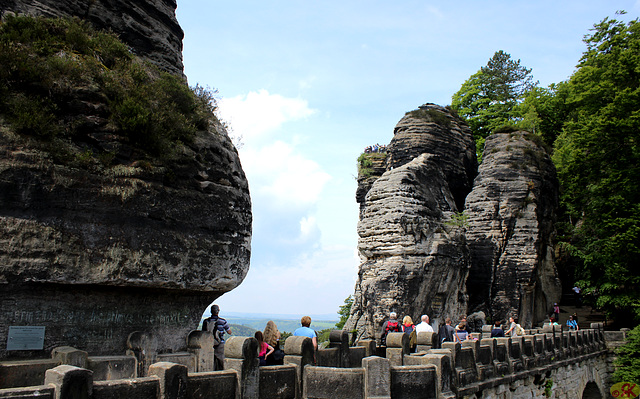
[0,0,184,75]
[0,118,251,358]
[346,104,477,341]
[464,131,561,327]
[386,104,477,211]
[347,103,562,338]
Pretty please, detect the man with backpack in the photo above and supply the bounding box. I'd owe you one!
[202,304,232,370]
[438,317,456,345]
[380,311,401,346]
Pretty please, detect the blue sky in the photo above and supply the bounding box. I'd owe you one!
[176,1,639,319]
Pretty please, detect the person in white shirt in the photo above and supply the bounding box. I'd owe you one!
[415,315,434,333]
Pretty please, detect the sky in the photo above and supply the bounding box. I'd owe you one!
[175,1,639,320]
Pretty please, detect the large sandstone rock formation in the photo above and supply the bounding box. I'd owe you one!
[346,104,477,341]
[347,103,562,337]
[0,117,251,358]
[465,131,561,327]
[0,0,184,75]
[0,3,251,359]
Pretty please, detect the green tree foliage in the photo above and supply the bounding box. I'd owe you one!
[0,15,217,162]
[517,84,572,146]
[552,15,640,322]
[336,295,353,330]
[451,50,537,157]
[614,325,640,383]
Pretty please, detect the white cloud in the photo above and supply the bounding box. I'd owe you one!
[300,216,317,238]
[215,244,359,316]
[216,89,316,141]
[241,141,331,209]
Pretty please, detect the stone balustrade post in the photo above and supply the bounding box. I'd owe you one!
[284,335,315,399]
[126,331,158,377]
[476,339,495,380]
[493,338,510,375]
[224,336,259,399]
[421,352,452,398]
[508,337,524,372]
[356,339,377,358]
[362,356,391,399]
[385,332,409,366]
[44,364,93,399]
[440,342,460,366]
[51,346,89,369]
[415,332,438,353]
[329,330,350,368]
[481,325,493,340]
[521,335,535,369]
[187,330,216,372]
[148,362,188,399]
[533,334,546,367]
[590,323,604,349]
[460,339,479,359]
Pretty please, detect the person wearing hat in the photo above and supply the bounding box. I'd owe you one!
[202,304,232,370]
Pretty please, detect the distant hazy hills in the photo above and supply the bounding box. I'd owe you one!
[199,312,339,335]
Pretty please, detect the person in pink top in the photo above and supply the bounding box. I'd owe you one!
[255,331,274,366]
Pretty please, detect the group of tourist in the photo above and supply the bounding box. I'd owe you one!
[364,144,387,153]
[380,312,483,350]
[203,304,582,371]
[548,303,580,330]
[202,305,318,370]
[379,311,557,349]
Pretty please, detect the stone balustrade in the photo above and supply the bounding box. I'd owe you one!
[0,323,620,398]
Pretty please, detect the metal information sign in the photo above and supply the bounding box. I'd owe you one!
[6,326,46,350]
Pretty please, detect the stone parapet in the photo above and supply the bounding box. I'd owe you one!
[0,327,622,398]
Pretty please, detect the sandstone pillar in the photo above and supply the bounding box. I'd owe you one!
[51,346,88,369]
[126,331,158,378]
[148,362,188,399]
[44,364,93,399]
[283,335,315,399]
[362,356,391,399]
[328,330,350,368]
[187,330,216,372]
[224,336,259,399]
[385,332,409,366]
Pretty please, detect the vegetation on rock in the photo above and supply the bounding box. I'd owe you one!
[357,152,386,178]
[613,325,640,383]
[336,295,353,330]
[451,50,537,158]
[0,15,218,166]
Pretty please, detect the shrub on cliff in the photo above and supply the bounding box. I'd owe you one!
[613,324,640,383]
[0,15,217,161]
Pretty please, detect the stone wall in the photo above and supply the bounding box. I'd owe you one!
[0,324,620,398]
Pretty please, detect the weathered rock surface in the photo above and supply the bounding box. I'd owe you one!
[346,104,476,341]
[355,153,387,218]
[0,0,184,75]
[464,131,561,328]
[0,117,251,357]
[348,104,562,338]
[386,104,477,211]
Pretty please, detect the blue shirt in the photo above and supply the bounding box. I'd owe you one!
[293,326,316,339]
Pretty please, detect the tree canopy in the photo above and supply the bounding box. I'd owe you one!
[451,14,640,325]
[552,16,640,322]
[451,50,537,157]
